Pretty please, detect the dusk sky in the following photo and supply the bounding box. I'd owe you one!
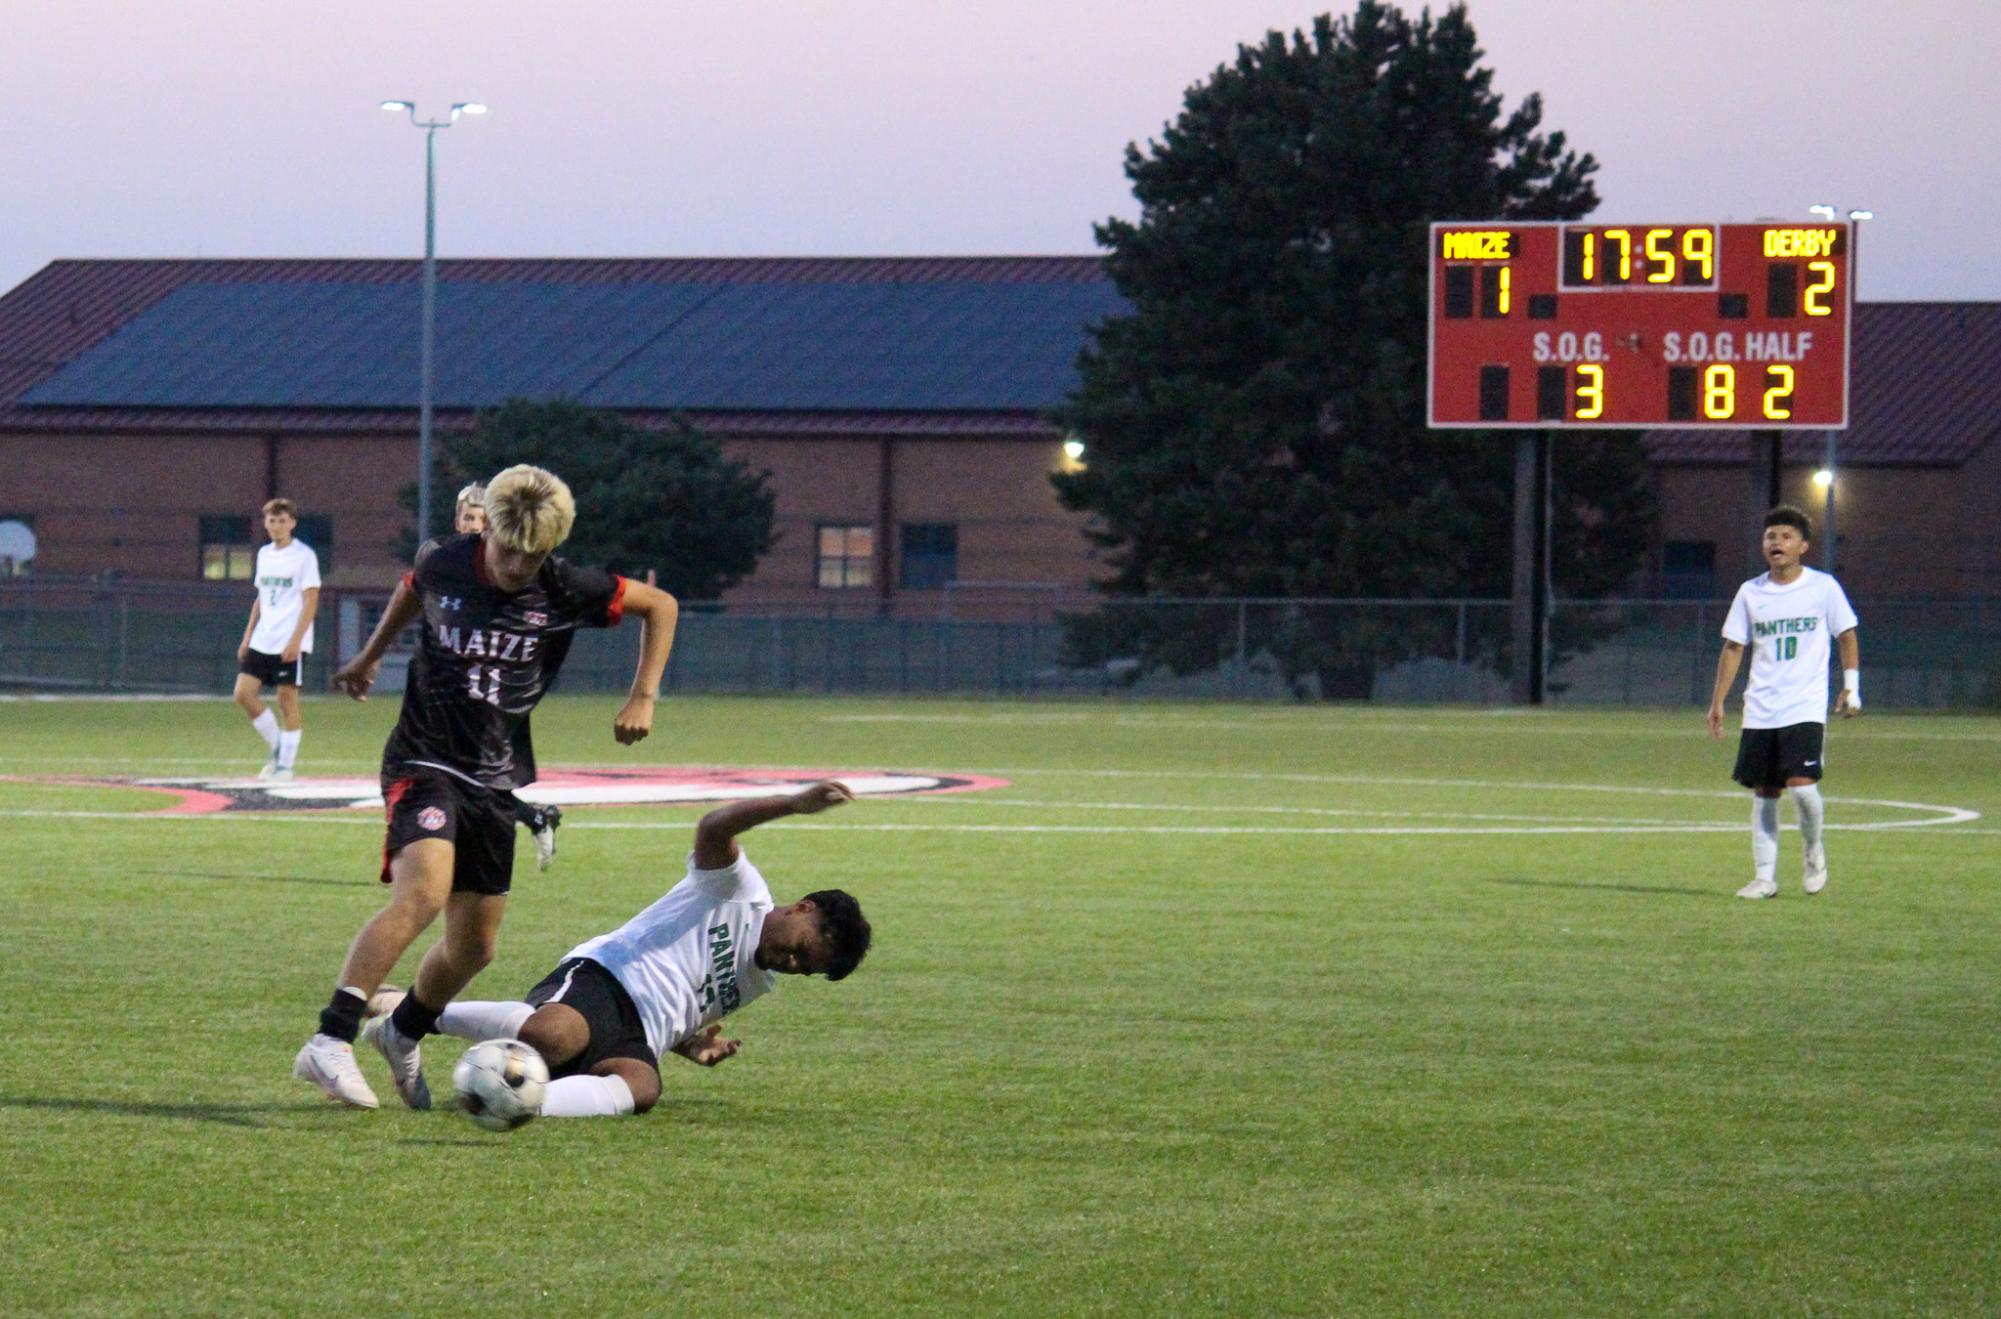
[4,1,1992,300]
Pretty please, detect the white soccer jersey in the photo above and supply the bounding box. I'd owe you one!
[1721,567,1858,729]
[565,851,778,1060]
[248,540,321,654]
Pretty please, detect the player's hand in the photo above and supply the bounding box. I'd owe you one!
[1705,704,1725,740]
[332,656,379,700]
[236,642,248,664]
[613,693,655,744]
[790,780,855,815]
[677,1024,740,1067]
[1835,690,1861,719]
[281,643,301,663]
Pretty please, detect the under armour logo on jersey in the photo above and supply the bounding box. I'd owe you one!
[438,596,462,612]
[524,610,548,626]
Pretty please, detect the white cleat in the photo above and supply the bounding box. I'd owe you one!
[531,805,563,871]
[265,767,294,783]
[365,1014,432,1110]
[1736,877,1779,900]
[363,985,406,1021]
[1803,848,1828,895]
[255,756,282,782]
[293,1034,380,1109]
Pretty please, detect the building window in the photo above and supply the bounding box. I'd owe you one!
[200,515,256,581]
[816,524,874,589]
[296,514,334,573]
[900,522,958,590]
[1662,540,1717,599]
[0,515,34,577]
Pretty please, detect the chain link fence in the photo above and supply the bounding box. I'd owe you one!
[2,577,1996,708]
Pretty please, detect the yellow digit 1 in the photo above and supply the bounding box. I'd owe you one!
[1606,229,1632,280]
[1681,227,1714,281]
[1497,265,1511,315]
[1581,232,1596,281]
[1804,260,1836,316]
[1763,365,1795,419]
[1703,364,1735,419]
[1644,228,1675,283]
[1575,364,1605,419]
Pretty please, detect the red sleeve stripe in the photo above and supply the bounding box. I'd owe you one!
[606,575,629,626]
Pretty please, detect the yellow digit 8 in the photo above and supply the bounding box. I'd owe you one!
[1644,228,1675,283]
[1804,261,1836,316]
[1702,364,1735,419]
[1574,364,1605,419]
[1763,365,1795,420]
[1681,227,1714,281]
[1606,229,1632,280]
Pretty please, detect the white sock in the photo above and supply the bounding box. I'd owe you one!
[435,1000,534,1042]
[278,728,303,769]
[541,1074,636,1118]
[1792,784,1825,854]
[250,709,280,751]
[1752,796,1780,884]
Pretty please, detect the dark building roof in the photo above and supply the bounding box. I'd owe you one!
[1644,302,2001,467]
[0,256,1114,434]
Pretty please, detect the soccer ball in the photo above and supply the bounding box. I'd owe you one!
[452,1039,550,1131]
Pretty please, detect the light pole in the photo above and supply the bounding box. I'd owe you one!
[382,99,487,546]
[1806,204,1872,574]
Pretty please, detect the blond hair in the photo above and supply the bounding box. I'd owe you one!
[454,481,487,513]
[483,465,575,555]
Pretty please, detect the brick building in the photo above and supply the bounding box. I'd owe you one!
[0,256,1995,604]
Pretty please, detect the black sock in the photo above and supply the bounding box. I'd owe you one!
[318,988,366,1043]
[390,991,444,1041]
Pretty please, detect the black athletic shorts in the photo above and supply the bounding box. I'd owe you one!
[239,647,304,688]
[379,767,518,895]
[1733,721,1826,791]
[524,957,655,1080]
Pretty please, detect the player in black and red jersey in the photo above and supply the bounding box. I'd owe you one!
[293,464,680,1110]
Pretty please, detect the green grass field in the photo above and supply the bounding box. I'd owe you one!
[1,694,1997,1316]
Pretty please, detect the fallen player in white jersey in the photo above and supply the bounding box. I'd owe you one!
[365,779,870,1117]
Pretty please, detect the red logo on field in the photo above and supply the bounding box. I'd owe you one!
[36,766,1011,815]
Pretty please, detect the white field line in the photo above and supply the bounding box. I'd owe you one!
[820,712,2001,742]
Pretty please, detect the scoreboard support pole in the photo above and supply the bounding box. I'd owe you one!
[1510,431,1551,705]
[1747,430,1783,579]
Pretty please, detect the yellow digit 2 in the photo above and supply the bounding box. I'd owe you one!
[1763,365,1795,420]
[1703,364,1735,419]
[1681,227,1714,281]
[1644,228,1675,283]
[1804,261,1836,316]
[1575,364,1605,419]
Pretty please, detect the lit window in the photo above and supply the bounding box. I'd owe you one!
[200,515,256,581]
[816,524,874,589]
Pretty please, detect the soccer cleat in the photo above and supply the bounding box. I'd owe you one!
[363,985,406,1021]
[266,767,294,783]
[367,1014,432,1110]
[293,1034,380,1109]
[255,754,282,782]
[531,804,563,870]
[1736,877,1779,900]
[1803,848,1828,895]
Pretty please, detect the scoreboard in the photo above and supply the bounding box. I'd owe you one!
[1426,220,1852,429]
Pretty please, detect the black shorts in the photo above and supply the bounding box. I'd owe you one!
[379,767,518,895]
[524,957,656,1080]
[1733,721,1826,791]
[239,647,304,688]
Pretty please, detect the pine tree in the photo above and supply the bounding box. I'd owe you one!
[1054,3,1655,696]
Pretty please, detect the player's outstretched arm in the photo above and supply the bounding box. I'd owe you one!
[332,579,421,700]
[692,779,854,869]
[612,579,679,745]
[669,1023,741,1067]
[1834,627,1861,718]
[1706,640,1744,740]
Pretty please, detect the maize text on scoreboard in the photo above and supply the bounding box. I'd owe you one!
[1426,221,1852,429]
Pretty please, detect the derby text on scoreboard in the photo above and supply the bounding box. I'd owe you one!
[1426,221,1853,429]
